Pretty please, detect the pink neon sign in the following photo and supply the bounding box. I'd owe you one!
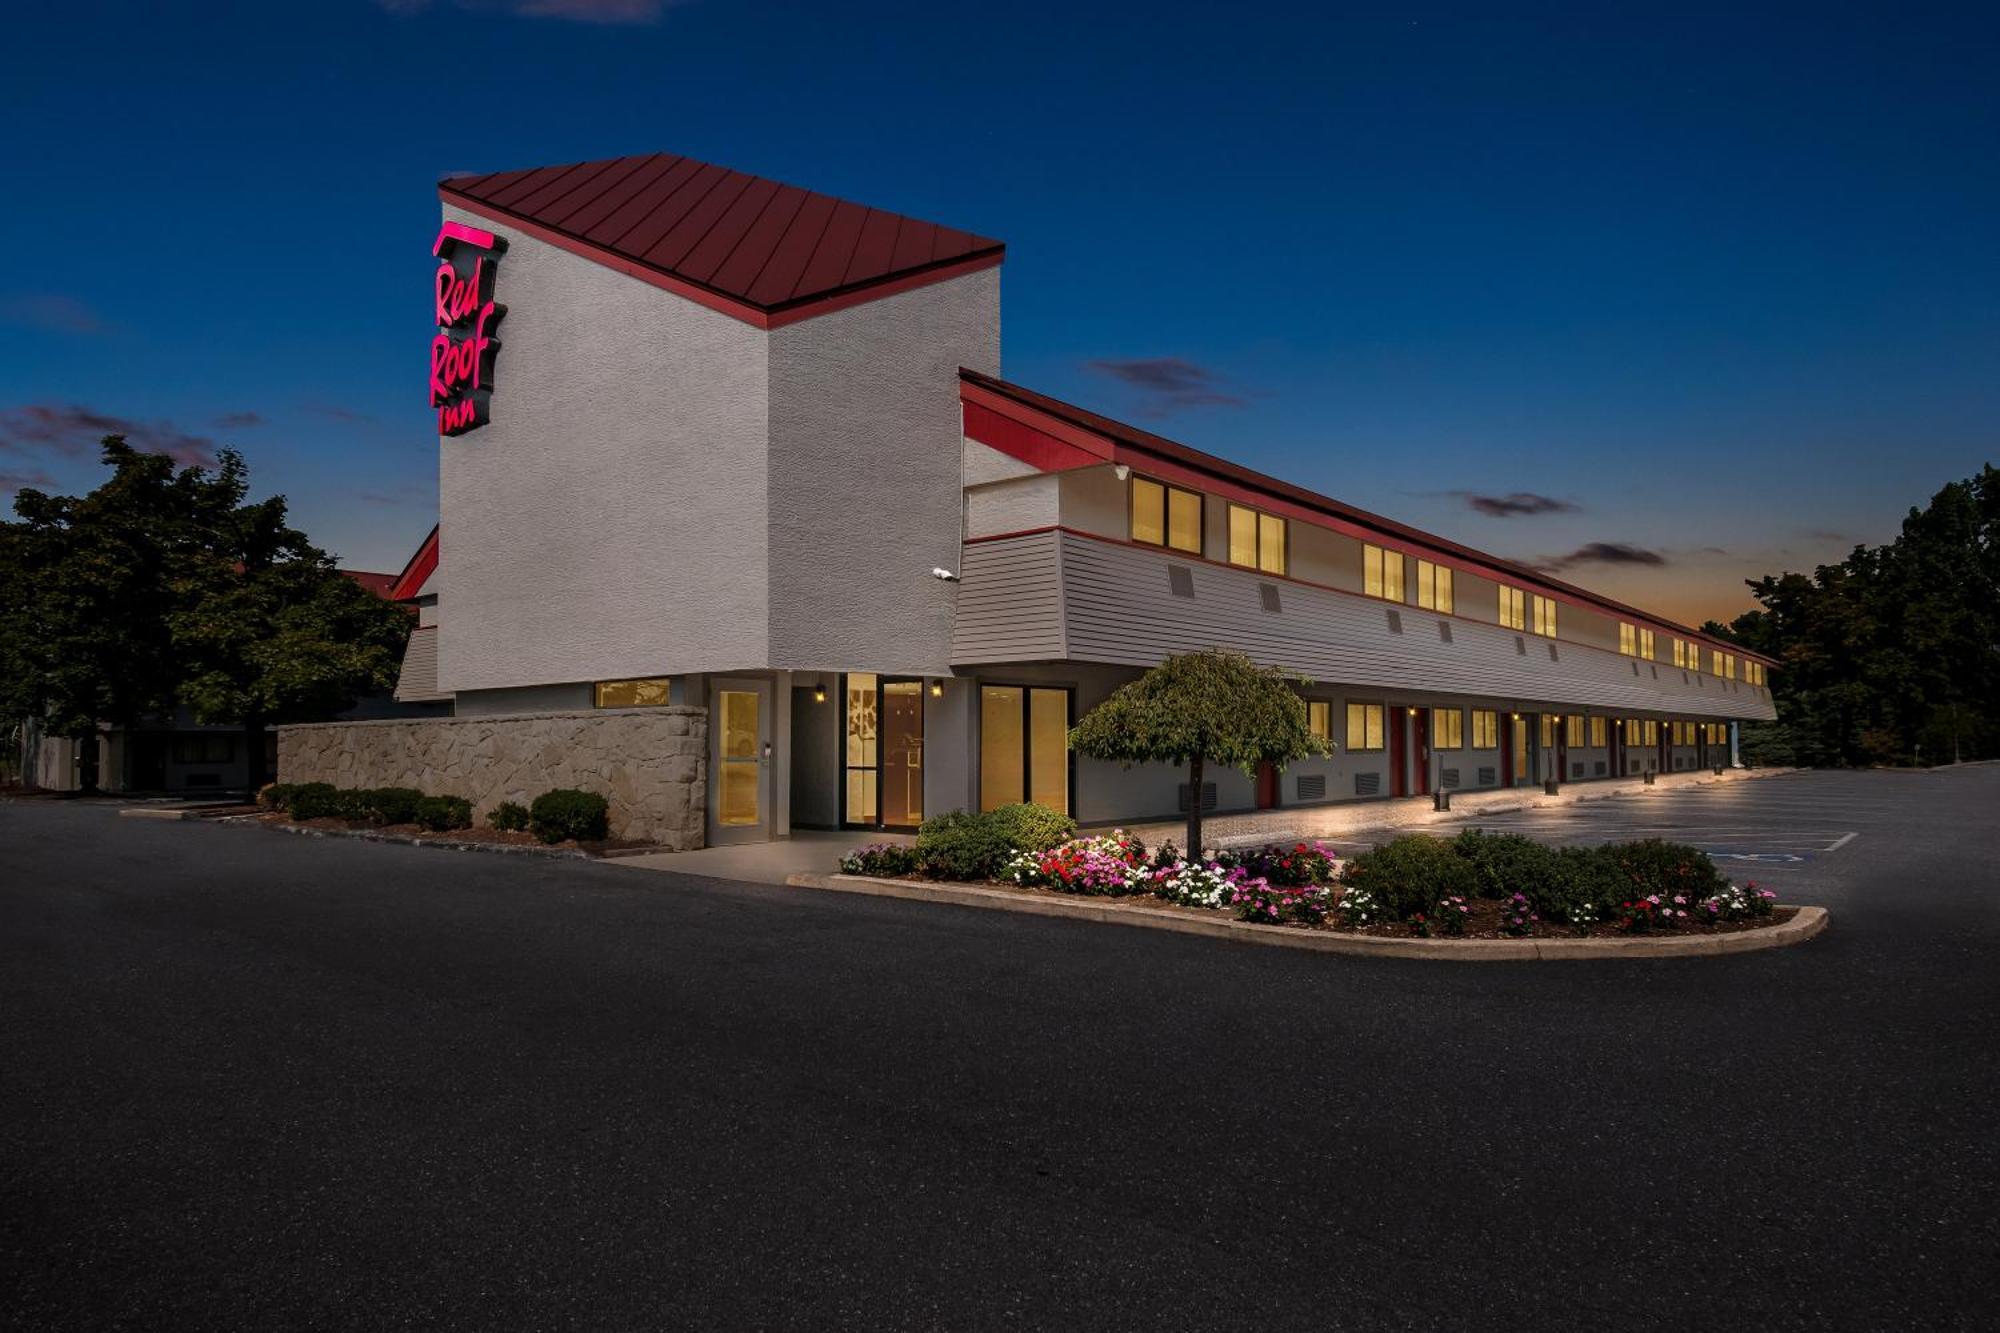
[430,222,507,436]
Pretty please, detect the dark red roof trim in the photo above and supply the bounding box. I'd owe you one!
[959,370,1777,668]
[388,525,439,603]
[441,153,1004,330]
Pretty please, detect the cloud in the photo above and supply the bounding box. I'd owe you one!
[375,0,676,22]
[1802,528,1854,545]
[1535,541,1670,572]
[1082,356,1247,414]
[1450,490,1580,518]
[1,468,58,494]
[302,402,379,424]
[0,293,113,336]
[0,404,220,469]
[212,411,263,428]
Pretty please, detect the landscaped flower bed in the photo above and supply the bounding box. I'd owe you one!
[253,782,653,853]
[838,812,1790,939]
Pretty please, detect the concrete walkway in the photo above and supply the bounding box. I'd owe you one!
[610,768,1794,886]
[608,829,908,885]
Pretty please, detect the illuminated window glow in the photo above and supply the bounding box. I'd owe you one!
[1415,559,1453,613]
[1498,585,1526,630]
[1345,702,1385,751]
[594,677,671,708]
[1364,544,1405,601]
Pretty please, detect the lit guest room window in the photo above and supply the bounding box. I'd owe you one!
[1228,504,1286,575]
[594,677,671,708]
[1415,559,1452,613]
[1363,544,1404,601]
[1130,476,1202,554]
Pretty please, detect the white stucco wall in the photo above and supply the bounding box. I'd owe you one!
[765,267,1001,676]
[436,203,772,693]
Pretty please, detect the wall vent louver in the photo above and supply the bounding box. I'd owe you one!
[1571,762,1584,779]
[1177,781,1217,811]
[1441,768,1461,789]
[1167,565,1195,598]
[1439,622,1453,644]
[1595,760,1607,776]
[1355,772,1382,797]
[1386,609,1403,634]
[1259,582,1281,613]
[1515,636,1527,655]
[1477,766,1497,786]
[1296,774,1326,801]
[1548,643,1559,661]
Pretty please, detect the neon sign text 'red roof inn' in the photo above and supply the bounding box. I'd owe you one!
[430,220,506,436]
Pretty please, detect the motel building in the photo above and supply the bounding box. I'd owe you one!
[327,149,1777,846]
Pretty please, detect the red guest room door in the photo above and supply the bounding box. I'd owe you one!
[1389,708,1409,797]
[1411,708,1431,796]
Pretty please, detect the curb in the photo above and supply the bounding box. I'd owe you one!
[784,872,1829,961]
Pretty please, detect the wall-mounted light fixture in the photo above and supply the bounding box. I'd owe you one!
[929,680,944,698]
[1113,464,1131,481]
[812,685,828,704]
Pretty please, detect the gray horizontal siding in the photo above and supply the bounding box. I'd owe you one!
[953,531,1776,722]
[950,533,1066,662]
[393,626,454,703]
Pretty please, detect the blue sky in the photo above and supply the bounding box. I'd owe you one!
[2,1,1994,624]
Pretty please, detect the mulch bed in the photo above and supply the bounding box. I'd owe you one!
[849,871,1797,939]
[255,812,655,856]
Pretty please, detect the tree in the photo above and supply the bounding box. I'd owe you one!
[1068,650,1331,855]
[0,437,412,790]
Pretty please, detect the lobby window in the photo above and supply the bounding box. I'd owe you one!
[1308,700,1332,743]
[1471,709,1499,749]
[1227,504,1287,575]
[1644,719,1660,746]
[594,677,671,708]
[1498,585,1526,630]
[1589,715,1607,747]
[1130,475,1203,555]
[1364,544,1405,602]
[1624,718,1643,744]
[1565,714,1585,747]
[1531,594,1557,638]
[1640,628,1656,659]
[844,673,880,821]
[979,685,1071,815]
[1619,622,1637,656]
[1433,706,1464,749]
[1345,702,1385,751]
[1415,559,1453,613]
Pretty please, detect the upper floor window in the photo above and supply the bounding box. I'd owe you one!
[1745,661,1766,686]
[1415,559,1453,613]
[1363,543,1405,601]
[1672,638,1688,668]
[1531,594,1557,638]
[1307,700,1332,743]
[1130,476,1202,555]
[1724,653,1737,680]
[1228,503,1286,575]
[1345,702,1385,751]
[1639,628,1655,659]
[1709,648,1724,675]
[1619,622,1637,655]
[595,677,671,708]
[1498,585,1526,630]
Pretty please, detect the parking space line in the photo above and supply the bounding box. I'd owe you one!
[1826,832,1859,852]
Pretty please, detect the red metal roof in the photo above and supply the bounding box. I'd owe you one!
[959,370,1777,667]
[341,569,400,600]
[387,525,439,603]
[441,154,1004,328]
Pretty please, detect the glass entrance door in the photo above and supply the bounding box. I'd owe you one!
[711,679,770,844]
[1511,716,1531,786]
[881,680,924,828]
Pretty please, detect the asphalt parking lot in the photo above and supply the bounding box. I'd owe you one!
[1354,768,1912,905]
[3,768,1997,1331]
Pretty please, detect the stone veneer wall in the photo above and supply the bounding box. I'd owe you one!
[276,707,707,848]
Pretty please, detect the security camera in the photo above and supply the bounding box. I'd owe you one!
[931,567,960,582]
[1113,464,1131,481]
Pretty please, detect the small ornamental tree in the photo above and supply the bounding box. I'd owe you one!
[1067,650,1331,855]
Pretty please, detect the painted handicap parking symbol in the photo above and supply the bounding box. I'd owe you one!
[1706,852,1807,863]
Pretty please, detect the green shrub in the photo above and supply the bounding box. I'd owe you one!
[1598,838,1730,903]
[362,787,425,825]
[914,809,1018,880]
[329,788,376,822]
[1542,846,1628,924]
[1451,829,1562,901]
[982,803,1078,854]
[284,782,340,820]
[490,801,530,832]
[1339,834,1478,919]
[258,782,295,812]
[413,795,473,832]
[529,788,609,844]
